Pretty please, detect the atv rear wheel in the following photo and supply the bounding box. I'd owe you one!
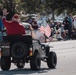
[1,56,11,71]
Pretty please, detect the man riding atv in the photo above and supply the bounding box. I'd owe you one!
[2,8,25,35]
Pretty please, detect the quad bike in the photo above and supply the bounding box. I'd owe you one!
[0,24,57,71]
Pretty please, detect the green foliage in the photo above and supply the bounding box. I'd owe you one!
[0,0,76,15]
[45,0,76,15]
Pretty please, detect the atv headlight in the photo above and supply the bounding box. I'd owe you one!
[41,45,45,50]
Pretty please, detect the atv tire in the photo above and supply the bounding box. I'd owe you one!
[30,52,41,70]
[47,52,57,68]
[11,42,28,58]
[1,56,11,71]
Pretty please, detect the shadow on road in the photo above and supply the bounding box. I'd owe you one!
[0,68,56,75]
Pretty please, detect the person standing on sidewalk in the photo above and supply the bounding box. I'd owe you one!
[68,13,73,39]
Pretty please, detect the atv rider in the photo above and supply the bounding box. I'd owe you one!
[2,8,25,35]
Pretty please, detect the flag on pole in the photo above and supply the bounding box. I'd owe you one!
[39,17,51,37]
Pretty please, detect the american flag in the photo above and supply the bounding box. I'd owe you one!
[39,17,51,37]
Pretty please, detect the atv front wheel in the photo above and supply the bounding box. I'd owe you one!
[47,52,57,68]
[30,52,41,70]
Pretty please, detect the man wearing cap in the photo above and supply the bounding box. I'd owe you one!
[2,9,25,35]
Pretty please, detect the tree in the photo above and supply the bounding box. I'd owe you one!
[0,0,15,20]
[23,0,44,14]
[44,0,76,15]
[0,0,76,17]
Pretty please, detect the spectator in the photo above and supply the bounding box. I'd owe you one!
[55,22,61,30]
[65,30,69,40]
[48,20,55,28]
[56,30,63,41]
[26,16,32,24]
[31,21,38,30]
[68,13,73,39]
[71,29,76,39]
[58,24,64,34]
[50,28,55,37]
[63,17,70,30]
[61,30,67,40]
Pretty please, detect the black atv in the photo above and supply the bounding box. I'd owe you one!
[0,23,57,71]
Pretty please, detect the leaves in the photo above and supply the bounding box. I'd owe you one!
[0,0,76,15]
[44,0,76,15]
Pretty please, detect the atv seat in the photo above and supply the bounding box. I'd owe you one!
[2,35,32,45]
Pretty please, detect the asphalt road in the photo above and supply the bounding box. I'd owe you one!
[0,40,76,75]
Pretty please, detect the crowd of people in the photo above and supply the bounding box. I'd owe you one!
[0,8,76,43]
[47,13,76,41]
[23,13,76,42]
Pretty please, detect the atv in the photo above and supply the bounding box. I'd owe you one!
[0,24,57,71]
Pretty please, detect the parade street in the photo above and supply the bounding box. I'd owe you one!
[0,40,76,75]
